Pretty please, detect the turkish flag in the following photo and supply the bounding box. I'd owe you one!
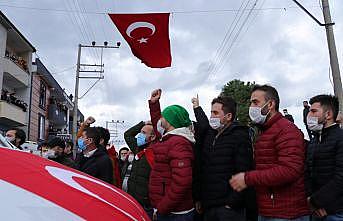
[109,13,171,68]
[0,148,149,220]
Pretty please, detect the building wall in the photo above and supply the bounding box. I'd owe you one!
[0,24,7,95]
[28,74,50,142]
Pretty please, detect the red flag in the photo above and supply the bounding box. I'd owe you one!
[109,13,171,68]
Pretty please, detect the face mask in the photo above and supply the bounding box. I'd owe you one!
[157,119,165,135]
[128,154,134,163]
[78,138,87,151]
[5,136,15,144]
[43,149,56,159]
[209,117,223,130]
[307,116,324,132]
[120,156,127,161]
[136,132,147,146]
[249,101,270,124]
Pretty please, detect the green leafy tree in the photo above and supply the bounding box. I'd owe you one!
[220,79,255,125]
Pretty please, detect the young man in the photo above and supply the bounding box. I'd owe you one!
[77,127,113,184]
[5,128,26,149]
[192,95,253,221]
[230,84,309,221]
[305,95,343,221]
[149,89,195,221]
[46,137,76,169]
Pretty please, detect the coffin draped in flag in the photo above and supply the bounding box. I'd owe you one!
[0,147,149,221]
[109,13,171,68]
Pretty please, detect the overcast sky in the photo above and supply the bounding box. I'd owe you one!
[1,0,342,144]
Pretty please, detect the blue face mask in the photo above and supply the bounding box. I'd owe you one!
[136,132,147,147]
[77,138,87,151]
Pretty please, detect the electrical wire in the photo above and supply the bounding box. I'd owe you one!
[78,78,101,99]
[0,3,319,14]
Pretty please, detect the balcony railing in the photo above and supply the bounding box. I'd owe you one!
[0,101,26,126]
[3,57,30,87]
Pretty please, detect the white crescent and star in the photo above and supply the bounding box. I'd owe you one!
[126,21,156,44]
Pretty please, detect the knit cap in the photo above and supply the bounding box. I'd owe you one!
[161,105,191,129]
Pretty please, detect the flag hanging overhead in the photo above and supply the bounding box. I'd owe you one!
[109,13,171,68]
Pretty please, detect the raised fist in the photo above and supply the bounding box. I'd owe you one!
[150,89,162,103]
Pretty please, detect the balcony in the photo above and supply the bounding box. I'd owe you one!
[0,101,26,126]
[2,57,30,88]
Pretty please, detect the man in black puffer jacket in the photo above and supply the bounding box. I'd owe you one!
[192,96,254,221]
[77,127,113,184]
[305,94,343,220]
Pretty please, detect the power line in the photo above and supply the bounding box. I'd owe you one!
[207,0,250,76]
[209,0,260,78]
[0,3,319,14]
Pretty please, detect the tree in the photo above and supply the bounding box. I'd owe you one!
[220,79,255,125]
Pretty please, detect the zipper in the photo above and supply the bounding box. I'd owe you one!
[270,193,275,208]
[162,180,166,195]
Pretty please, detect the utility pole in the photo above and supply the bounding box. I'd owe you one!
[72,42,120,158]
[322,0,343,116]
[292,0,343,118]
[106,120,124,142]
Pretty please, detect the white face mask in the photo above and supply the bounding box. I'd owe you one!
[209,117,223,130]
[128,154,134,163]
[249,101,270,124]
[307,116,324,132]
[5,136,15,143]
[42,149,56,159]
[120,156,127,161]
[157,119,165,135]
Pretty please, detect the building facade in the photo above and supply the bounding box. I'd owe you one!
[29,58,84,142]
[0,11,36,135]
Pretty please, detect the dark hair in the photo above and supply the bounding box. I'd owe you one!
[252,84,280,111]
[84,127,100,145]
[48,137,66,149]
[211,96,237,119]
[8,128,26,145]
[309,94,339,120]
[96,127,110,146]
[65,140,73,148]
[119,147,129,154]
[37,142,48,150]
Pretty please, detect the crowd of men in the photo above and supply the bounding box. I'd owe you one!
[3,84,343,221]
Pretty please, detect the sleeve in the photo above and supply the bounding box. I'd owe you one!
[310,138,343,208]
[77,123,89,139]
[157,140,194,214]
[304,141,313,196]
[124,121,145,154]
[245,126,305,187]
[97,156,114,184]
[149,100,162,139]
[227,130,254,207]
[193,106,210,142]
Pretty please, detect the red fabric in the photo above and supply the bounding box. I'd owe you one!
[109,13,171,68]
[107,146,122,188]
[245,113,309,218]
[0,148,149,221]
[137,147,155,168]
[148,101,194,214]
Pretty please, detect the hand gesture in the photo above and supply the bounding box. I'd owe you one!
[150,89,162,103]
[85,116,95,126]
[191,94,199,108]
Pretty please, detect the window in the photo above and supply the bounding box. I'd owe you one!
[38,114,45,141]
[39,81,46,109]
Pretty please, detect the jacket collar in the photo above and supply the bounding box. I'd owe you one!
[161,127,195,143]
[262,112,283,130]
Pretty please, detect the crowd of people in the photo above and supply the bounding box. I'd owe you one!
[3,84,343,221]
